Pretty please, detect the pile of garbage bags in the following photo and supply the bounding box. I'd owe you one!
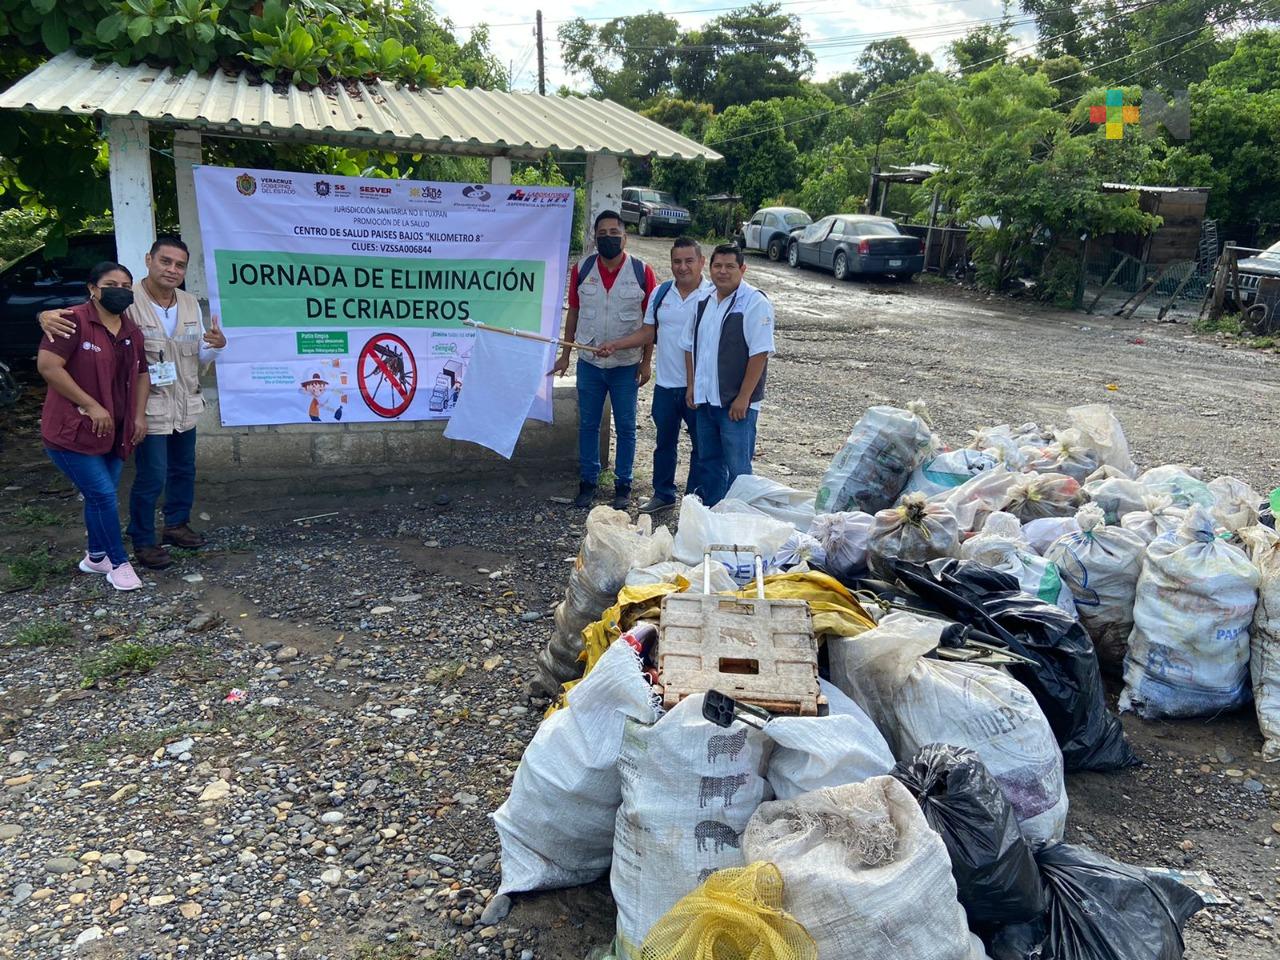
[495,399,1279,959]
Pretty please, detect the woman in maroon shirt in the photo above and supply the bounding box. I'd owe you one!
[37,262,150,591]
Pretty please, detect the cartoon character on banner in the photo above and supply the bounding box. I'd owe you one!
[299,363,348,422]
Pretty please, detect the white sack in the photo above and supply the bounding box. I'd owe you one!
[743,778,989,960]
[1139,465,1215,510]
[931,468,1020,535]
[773,531,827,572]
[962,524,1076,614]
[1028,428,1100,484]
[810,511,876,580]
[1067,403,1137,477]
[624,560,692,588]
[867,493,961,578]
[1022,516,1082,556]
[672,495,793,584]
[611,693,772,959]
[1121,506,1261,719]
[815,403,936,514]
[494,641,658,896]
[829,612,1067,843]
[764,679,895,799]
[1002,472,1084,523]
[724,474,817,532]
[1120,493,1187,545]
[1241,525,1280,760]
[1209,475,1261,533]
[1083,475,1150,524]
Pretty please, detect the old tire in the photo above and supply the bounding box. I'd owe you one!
[767,237,784,261]
[639,215,652,237]
[788,241,800,268]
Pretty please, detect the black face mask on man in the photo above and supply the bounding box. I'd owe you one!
[98,287,135,316]
[595,235,623,260]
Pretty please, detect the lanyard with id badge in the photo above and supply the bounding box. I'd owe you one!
[149,313,201,387]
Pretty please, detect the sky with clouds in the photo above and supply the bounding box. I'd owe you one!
[434,0,1033,94]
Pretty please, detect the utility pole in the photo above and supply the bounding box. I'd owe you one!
[535,10,546,96]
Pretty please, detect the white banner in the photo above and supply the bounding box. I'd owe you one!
[194,167,573,426]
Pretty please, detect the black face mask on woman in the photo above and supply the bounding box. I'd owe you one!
[595,235,623,260]
[98,287,135,316]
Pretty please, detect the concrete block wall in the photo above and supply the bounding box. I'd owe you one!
[194,381,578,492]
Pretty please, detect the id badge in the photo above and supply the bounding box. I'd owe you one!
[149,360,177,386]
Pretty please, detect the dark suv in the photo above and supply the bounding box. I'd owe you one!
[620,187,692,237]
[0,233,117,361]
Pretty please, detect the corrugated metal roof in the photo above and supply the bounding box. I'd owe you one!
[0,52,721,161]
[1102,182,1209,194]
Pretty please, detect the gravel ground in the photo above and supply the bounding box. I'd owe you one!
[0,235,1278,959]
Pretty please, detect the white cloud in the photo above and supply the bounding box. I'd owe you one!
[434,0,1026,93]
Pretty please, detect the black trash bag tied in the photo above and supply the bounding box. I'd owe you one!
[989,842,1204,960]
[892,743,1047,929]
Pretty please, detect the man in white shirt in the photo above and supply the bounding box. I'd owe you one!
[597,237,713,513]
[679,243,775,507]
[39,236,225,569]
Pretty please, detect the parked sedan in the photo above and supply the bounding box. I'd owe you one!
[620,187,692,236]
[1237,240,1280,303]
[0,233,117,361]
[736,206,812,261]
[787,215,924,280]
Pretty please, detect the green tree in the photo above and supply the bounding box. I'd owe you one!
[771,90,839,154]
[675,3,814,110]
[790,138,872,218]
[558,12,680,106]
[641,98,716,142]
[895,64,1156,289]
[854,37,933,98]
[705,99,799,210]
[948,21,1014,71]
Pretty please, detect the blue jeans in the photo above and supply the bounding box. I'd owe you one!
[577,359,639,487]
[695,405,758,507]
[652,385,703,501]
[45,448,128,566]
[127,427,198,548]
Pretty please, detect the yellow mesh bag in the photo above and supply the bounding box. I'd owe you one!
[638,862,817,960]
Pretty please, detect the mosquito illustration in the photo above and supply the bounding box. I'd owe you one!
[368,341,415,404]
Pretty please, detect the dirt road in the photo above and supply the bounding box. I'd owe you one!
[0,237,1277,959]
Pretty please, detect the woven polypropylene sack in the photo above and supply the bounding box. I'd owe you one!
[1242,526,1280,760]
[638,862,816,960]
[1044,504,1146,671]
[1121,505,1261,719]
[612,694,773,959]
[743,778,989,960]
[866,493,960,579]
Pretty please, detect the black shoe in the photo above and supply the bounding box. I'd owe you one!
[638,496,676,515]
[612,485,632,511]
[573,482,597,509]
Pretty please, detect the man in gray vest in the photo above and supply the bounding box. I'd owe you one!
[550,210,657,509]
[39,235,225,570]
[680,243,775,507]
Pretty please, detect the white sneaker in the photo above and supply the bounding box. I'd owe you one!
[78,553,112,575]
[106,562,143,591]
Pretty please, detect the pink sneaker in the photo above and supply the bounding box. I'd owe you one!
[106,562,143,592]
[78,553,112,575]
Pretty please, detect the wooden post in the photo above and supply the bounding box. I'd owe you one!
[1073,235,1089,311]
[922,188,939,272]
[105,116,156,280]
[1208,246,1231,322]
[1088,253,1131,314]
[172,129,206,301]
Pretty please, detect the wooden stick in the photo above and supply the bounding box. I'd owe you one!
[463,319,602,354]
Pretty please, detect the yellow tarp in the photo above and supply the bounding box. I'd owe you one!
[547,571,876,716]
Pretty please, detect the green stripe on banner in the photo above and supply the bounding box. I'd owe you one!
[214,250,544,330]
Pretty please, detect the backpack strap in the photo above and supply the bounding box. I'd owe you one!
[576,254,597,288]
[651,279,674,326]
[630,254,646,290]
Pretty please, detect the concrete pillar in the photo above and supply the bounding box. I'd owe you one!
[172,129,207,300]
[105,116,156,281]
[488,155,512,185]
[584,153,623,252]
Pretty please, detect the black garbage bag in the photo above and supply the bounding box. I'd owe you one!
[889,558,1138,772]
[892,743,1046,928]
[990,843,1204,960]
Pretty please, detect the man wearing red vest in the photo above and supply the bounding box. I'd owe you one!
[551,210,657,509]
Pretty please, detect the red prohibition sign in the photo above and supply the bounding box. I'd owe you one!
[357,333,418,418]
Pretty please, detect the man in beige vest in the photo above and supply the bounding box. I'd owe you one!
[550,210,656,509]
[40,236,225,570]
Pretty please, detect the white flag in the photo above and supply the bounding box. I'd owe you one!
[444,330,554,459]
